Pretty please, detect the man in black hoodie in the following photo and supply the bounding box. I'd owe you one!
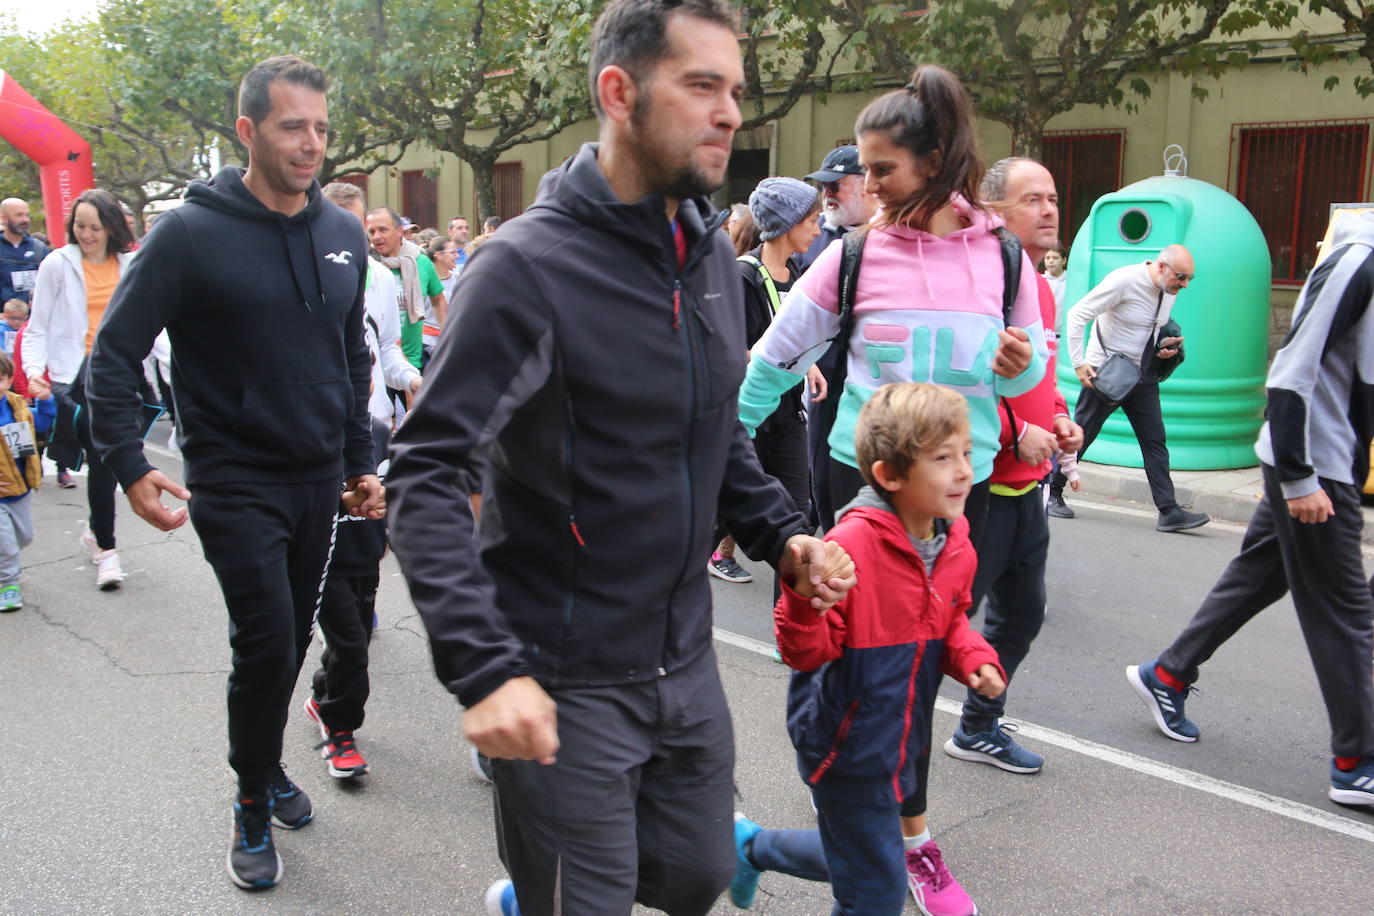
[386,2,853,914]
[86,56,380,892]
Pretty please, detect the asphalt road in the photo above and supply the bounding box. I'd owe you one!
[2,440,1371,914]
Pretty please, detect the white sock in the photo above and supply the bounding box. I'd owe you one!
[903,829,932,851]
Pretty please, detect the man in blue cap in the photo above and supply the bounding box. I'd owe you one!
[797,145,873,272]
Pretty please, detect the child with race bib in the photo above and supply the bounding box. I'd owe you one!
[0,348,55,611]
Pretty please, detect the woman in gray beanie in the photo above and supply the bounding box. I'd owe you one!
[708,177,823,590]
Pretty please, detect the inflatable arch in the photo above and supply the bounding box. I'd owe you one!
[0,70,93,244]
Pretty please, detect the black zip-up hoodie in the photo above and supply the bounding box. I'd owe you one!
[88,166,372,488]
[387,142,809,707]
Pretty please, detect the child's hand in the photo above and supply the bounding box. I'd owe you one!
[968,664,1006,699]
[1069,478,1081,492]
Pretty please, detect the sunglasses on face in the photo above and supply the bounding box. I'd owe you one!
[1162,263,1194,282]
[822,181,842,194]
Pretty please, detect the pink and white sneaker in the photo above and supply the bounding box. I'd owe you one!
[906,839,977,916]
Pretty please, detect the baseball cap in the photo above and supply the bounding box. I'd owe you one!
[804,145,863,182]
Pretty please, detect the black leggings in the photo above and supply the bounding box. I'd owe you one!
[68,382,119,551]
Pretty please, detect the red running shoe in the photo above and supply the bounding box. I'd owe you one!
[318,731,369,779]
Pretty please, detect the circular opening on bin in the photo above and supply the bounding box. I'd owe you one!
[1118,208,1152,244]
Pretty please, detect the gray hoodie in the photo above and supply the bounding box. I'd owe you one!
[1256,210,1374,497]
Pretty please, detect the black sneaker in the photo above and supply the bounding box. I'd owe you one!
[227,796,281,890]
[1157,506,1209,532]
[268,765,313,829]
[1047,491,1075,519]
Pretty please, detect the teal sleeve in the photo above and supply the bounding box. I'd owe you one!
[738,352,805,437]
[418,255,443,297]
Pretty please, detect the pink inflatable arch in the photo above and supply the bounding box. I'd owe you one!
[0,70,94,244]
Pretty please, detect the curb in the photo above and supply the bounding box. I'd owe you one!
[1073,462,1374,543]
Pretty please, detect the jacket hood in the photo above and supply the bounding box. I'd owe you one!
[185,165,325,224]
[53,244,130,271]
[530,142,726,254]
[837,485,962,545]
[184,165,330,312]
[1332,209,1374,250]
[879,194,999,242]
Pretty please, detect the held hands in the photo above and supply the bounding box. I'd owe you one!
[127,470,191,531]
[342,474,385,519]
[28,377,51,399]
[1017,423,1056,467]
[781,535,855,612]
[1075,364,1097,389]
[1156,335,1183,360]
[1287,489,1334,524]
[464,676,559,765]
[992,327,1032,379]
[968,664,1006,699]
[1052,416,1084,455]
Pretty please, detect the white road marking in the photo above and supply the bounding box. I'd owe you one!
[713,626,1374,845]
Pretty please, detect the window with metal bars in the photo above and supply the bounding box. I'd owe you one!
[1042,130,1125,255]
[1231,119,1372,285]
[493,163,524,221]
[336,173,368,195]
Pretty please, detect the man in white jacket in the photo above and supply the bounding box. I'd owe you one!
[1051,244,1209,532]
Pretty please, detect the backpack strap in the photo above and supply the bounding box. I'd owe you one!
[736,254,781,315]
[993,226,1023,327]
[812,231,867,448]
[992,226,1026,456]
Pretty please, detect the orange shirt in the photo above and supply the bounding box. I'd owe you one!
[82,257,121,354]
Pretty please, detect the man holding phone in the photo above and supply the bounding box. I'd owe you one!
[1052,244,1209,532]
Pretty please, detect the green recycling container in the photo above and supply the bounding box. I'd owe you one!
[1057,168,1271,470]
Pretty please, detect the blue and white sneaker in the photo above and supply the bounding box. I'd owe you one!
[1126,661,1200,742]
[730,812,763,908]
[1329,758,1374,807]
[227,796,281,890]
[484,878,521,915]
[944,722,1043,773]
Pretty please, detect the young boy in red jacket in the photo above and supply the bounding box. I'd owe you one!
[730,383,1006,916]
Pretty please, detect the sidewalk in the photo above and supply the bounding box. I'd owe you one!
[1074,460,1374,541]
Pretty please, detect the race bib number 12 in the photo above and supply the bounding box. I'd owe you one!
[2,420,36,460]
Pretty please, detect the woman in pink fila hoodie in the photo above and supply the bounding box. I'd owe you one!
[735,65,1046,916]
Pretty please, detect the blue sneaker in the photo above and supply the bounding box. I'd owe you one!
[730,812,763,908]
[484,878,520,915]
[268,764,313,829]
[226,796,281,890]
[944,722,1044,773]
[1329,758,1374,807]
[1126,661,1199,742]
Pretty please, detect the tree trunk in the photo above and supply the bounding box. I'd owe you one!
[1010,118,1045,161]
[470,153,499,227]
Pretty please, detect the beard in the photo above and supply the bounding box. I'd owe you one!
[662,162,718,201]
[630,98,727,201]
[6,219,27,235]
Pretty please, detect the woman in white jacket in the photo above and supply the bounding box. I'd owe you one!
[24,189,134,589]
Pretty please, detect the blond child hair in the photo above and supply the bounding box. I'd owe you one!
[855,383,970,489]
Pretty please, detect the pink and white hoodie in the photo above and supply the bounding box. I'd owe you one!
[737,196,1047,483]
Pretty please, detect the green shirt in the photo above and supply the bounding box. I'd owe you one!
[390,254,443,368]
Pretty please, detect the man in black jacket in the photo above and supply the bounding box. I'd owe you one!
[386,2,853,914]
[86,56,381,892]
